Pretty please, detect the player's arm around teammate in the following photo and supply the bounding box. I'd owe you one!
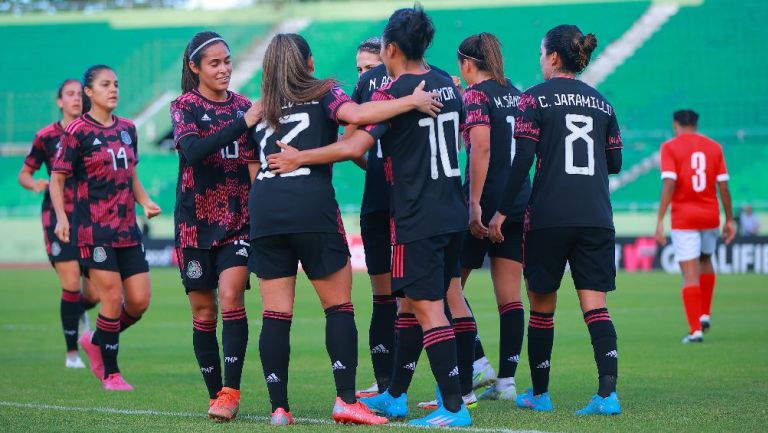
[50,65,159,391]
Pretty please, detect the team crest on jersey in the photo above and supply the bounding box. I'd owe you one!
[173,110,182,123]
[51,241,61,256]
[187,260,203,279]
[120,130,132,145]
[93,247,107,263]
[236,110,244,118]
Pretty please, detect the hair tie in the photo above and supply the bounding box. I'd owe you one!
[190,37,225,59]
[457,49,482,63]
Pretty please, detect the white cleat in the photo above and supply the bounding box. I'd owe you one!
[78,310,91,335]
[682,330,704,344]
[472,357,497,389]
[479,377,517,400]
[65,352,86,369]
[699,314,711,333]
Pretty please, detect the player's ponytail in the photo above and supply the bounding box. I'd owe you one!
[544,25,597,74]
[261,33,337,130]
[81,64,113,113]
[182,31,230,94]
[382,4,435,61]
[458,33,506,86]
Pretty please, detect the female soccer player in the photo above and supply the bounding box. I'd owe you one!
[18,79,99,369]
[170,31,262,422]
[456,33,529,401]
[489,25,623,415]
[247,32,438,426]
[266,8,472,427]
[51,65,161,391]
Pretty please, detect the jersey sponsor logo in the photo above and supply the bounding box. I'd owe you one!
[235,247,249,258]
[266,373,281,383]
[120,130,132,145]
[93,247,107,263]
[51,241,61,257]
[201,113,212,122]
[92,138,102,146]
[186,260,203,279]
[605,350,618,358]
[370,344,390,354]
[536,360,550,369]
[332,360,347,370]
[448,366,459,377]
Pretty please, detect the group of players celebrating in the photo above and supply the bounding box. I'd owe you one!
[23,3,738,427]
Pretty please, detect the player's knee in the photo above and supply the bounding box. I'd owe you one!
[192,302,217,321]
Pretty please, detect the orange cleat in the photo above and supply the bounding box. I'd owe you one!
[208,387,240,422]
[332,397,388,425]
[271,407,295,425]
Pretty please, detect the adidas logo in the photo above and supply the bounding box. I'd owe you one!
[224,356,239,364]
[266,373,281,383]
[105,343,118,350]
[332,360,346,371]
[536,360,550,369]
[201,114,211,121]
[235,247,248,257]
[605,350,618,358]
[200,366,215,374]
[507,355,520,363]
[475,334,482,341]
[403,362,417,371]
[448,366,459,377]
[371,344,389,354]
[92,138,102,146]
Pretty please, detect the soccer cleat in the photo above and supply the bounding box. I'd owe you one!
[360,390,408,418]
[210,399,216,408]
[208,387,240,422]
[79,330,104,380]
[576,392,621,416]
[472,358,497,389]
[700,315,711,333]
[102,373,134,391]
[271,407,295,425]
[682,330,704,344]
[356,381,379,398]
[515,388,553,411]
[65,351,86,369]
[478,378,517,401]
[78,310,91,335]
[409,404,472,427]
[332,397,388,425]
[418,388,478,410]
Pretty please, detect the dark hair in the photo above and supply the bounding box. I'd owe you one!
[261,33,337,129]
[181,31,230,93]
[458,33,506,86]
[82,65,113,112]
[544,25,597,74]
[358,36,382,55]
[382,5,435,61]
[673,109,699,127]
[57,79,80,99]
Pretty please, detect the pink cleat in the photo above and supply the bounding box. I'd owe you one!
[79,331,104,380]
[102,373,134,391]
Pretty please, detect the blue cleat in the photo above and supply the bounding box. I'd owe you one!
[360,390,408,418]
[409,404,472,427]
[515,388,554,411]
[576,392,621,416]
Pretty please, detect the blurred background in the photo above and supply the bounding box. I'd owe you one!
[1,0,765,271]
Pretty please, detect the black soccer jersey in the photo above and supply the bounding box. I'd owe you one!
[171,89,254,249]
[462,79,530,222]
[247,85,352,239]
[364,70,468,244]
[352,64,392,216]
[503,77,622,230]
[53,114,142,247]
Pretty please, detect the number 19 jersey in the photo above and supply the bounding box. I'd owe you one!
[364,70,467,244]
[514,77,622,231]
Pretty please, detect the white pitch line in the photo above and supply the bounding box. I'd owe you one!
[0,401,553,433]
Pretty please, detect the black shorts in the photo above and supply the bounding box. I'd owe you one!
[45,226,80,265]
[79,244,149,280]
[523,227,616,294]
[460,221,523,269]
[177,240,251,293]
[360,211,392,275]
[391,232,465,301]
[250,233,350,280]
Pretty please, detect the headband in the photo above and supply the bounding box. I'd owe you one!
[190,37,225,59]
[457,49,483,63]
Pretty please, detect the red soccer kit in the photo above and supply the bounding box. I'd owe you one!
[660,132,729,230]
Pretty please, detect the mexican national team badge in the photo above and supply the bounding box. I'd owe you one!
[187,260,203,279]
[51,241,61,257]
[121,130,132,145]
[93,247,107,263]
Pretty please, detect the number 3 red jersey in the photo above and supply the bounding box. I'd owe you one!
[660,133,729,230]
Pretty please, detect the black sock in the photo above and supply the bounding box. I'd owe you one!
[370,295,397,391]
[528,311,554,395]
[260,311,292,411]
[498,302,524,378]
[325,303,358,404]
[584,308,618,397]
[388,313,422,397]
[120,305,141,332]
[61,289,81,352]
[423,326,462,413]
[192,318,222,399]
[464,297,486,361]
[222,307,248,390]
[452,317,477,396]
[96,314,121,378]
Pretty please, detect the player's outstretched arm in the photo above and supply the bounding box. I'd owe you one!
[267,129,376,174]
[132,168,161,219]
[718,181,735,244]
[342,124,368,170]
[489,137,536,242]
[655,179,675,245]
[49,172,70,243]
[337,80,442,125]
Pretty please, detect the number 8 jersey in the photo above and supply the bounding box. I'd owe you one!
[513,77,622,230]
[364,71,468,244]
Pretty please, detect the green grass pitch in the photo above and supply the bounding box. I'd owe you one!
[0,268,766,432]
